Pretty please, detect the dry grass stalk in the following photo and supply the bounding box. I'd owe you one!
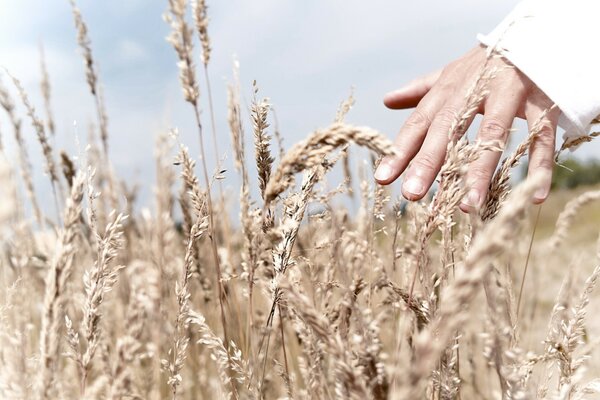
[280,277,371,399]
[271,108,285,160]
[334,87,355,124]
[258,168,321,395]
[0,77,44,226]
[106,265,150,400]
[227,73,265,360]
[164,144,209,399]
[557,131,600,157]
[558,264,600,390]
[0,155,18,224]
[69,0,109,157]
[264,123,398,205]
[39,44,56,137]
[191,0,211,67]
[272,167,320,284]
[60,150,77,189]
[69,0,119,215]
[481,106,556,221]
[335,88,356,195]
[7,71,63,218]
[0,279,30,399]
[188,310,255,398]
[192,0,230,245]
[165,0,199,106]
[408,175,543,396]
[251,81,274,200]
[409,137,500,298]
[548,190,600,250]
[165,0,230,353]
[37,173,85,399]
[78,209,127,394]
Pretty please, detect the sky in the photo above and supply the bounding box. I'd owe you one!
[0,0,597,211]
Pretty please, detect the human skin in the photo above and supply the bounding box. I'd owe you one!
[374,45,559,212]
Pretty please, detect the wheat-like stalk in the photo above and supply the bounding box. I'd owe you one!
[69,0,109,156]
[408,174,543,396]
[0,77,44,226]
[79,210,127,395]
[37,173,84,400]
[6,71,63,220]
[165,0,230,353]
[39,44,56,137]
[252,82,274,201]
[164,144,209,400]
[548,190,600,250]
[191,0,211,67]
[264,123,397,205]
[482,106,556,221]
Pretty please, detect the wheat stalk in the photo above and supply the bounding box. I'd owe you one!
[264,123,397,205]
[37,173,84,400]
[165,0,231,354]
[0,77,44,226]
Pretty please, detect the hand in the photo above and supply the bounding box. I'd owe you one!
[374,45,559,212]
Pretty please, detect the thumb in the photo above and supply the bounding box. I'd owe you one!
[383,69,442,109]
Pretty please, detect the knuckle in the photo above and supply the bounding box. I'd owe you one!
[405,109,432,129]
[479,117,508,142]
[533,129,555,148]
[468,165,493,181]
[536,123,555,138]
[413,152,439,173]
[435,106,458,125]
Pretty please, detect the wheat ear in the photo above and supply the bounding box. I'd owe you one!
[37,173,84,400]
[264,123,397,205]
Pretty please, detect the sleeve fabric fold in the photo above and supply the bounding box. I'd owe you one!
[478,0,600,141]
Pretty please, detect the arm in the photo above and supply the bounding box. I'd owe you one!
[479,0,600,141]
[375,0,600,211]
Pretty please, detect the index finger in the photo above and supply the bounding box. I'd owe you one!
[383,69,442,110]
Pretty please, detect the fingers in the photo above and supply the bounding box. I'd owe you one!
[375,91,444,185]
[383,69,442,110]
[401,102,474,201]
[525,103,559,204]
[459,94,520,212]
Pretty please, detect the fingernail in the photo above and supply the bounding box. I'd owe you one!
[403,177,424,196]
[532,169,552,202]
[374,163,394,182]
[461,189,481,208]
[534,186,549,201]
[384,89,407,104]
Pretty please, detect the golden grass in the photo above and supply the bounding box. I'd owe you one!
[0,1,599,399]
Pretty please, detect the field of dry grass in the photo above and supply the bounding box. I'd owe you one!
[1,1,600,399]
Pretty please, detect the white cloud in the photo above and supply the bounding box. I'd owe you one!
[115,39,148,65]
[0,0,598,213]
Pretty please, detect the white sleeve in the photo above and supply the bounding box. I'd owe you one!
[478,0,600,142]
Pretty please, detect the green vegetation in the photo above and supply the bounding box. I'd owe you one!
[552,157,600,189]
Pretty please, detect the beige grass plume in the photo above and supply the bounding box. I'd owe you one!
[39,44,56,137]
[407,174,544,396]
[482,106,556,221]
[7,71,63,220]
[264,123,397,205]
[0,77,44,226]
[191,0,211,67]
[165,0,199,106]
[251,81,274,200]
[37,173,85,399]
